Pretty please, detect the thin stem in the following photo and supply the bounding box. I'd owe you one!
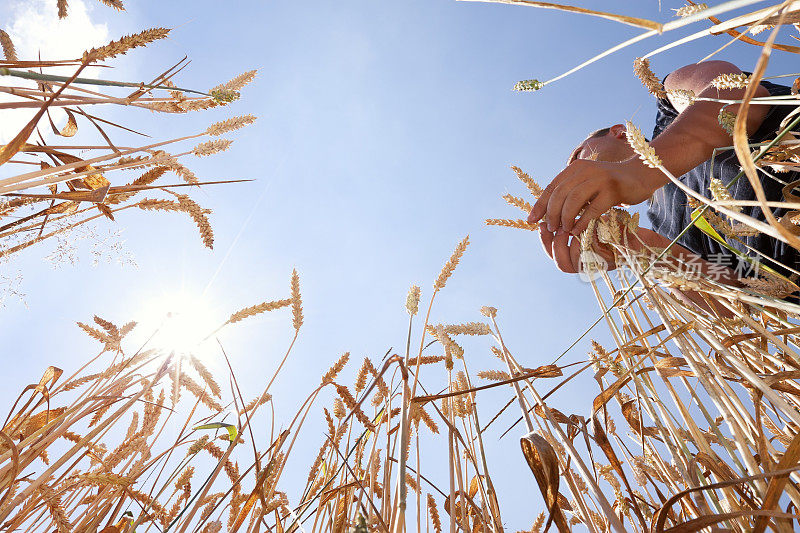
[0,67,210,97]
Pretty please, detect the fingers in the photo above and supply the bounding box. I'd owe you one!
[541,227,603,274]
[545,177,580,233]
[560,184,598,235]
[532,160,626,235]
[529,165,575,224]
[540,226,587,273]
[539,226,554,260]
[552,230,576,273]
[530,185,553,225]
[527,206,538,225]
[569,236,582,273]
[571,193,613,237]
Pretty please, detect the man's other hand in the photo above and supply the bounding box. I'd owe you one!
[538,220,618,274]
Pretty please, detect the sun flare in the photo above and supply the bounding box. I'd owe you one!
[139,291,220,356]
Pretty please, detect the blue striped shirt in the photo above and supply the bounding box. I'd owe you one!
[646,76,799,280]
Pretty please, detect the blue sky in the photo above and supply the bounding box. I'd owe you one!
[2,0,797,528]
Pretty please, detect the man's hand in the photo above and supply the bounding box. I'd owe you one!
[529,60,771,250]
[528,157,657,237]
[537,217,620,274]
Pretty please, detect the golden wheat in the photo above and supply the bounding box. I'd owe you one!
[633,57,666,99]
[83,27,170,62]
[0,29,16,61]
[433,235,469,291]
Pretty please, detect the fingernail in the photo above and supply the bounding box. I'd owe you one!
[547,222,554,232]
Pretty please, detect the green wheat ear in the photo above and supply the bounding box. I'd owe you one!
[513,78,544,92]
[210,88,241,103]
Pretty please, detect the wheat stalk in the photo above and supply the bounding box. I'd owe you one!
[433,236,469,291]
[83,28,171,62]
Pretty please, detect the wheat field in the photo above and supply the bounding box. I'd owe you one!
[3,1,800,532]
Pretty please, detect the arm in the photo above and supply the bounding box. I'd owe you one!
[532,61,771,289]
[629,60,771,200]
[529,60,771,237]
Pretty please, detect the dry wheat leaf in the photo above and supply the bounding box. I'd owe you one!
[528,364,563,378]
[60,110,78,137]
[753,431,800,532]
[50,150,110,190]
[520,432,569,532]
[653,464,800,533]
[461,0,661,30]
[620,399,660,438]
[654,357,695,378]
[592,373,632,414]
[662,510,800,533]
[35,366,63,395]
[691,451,757,506]
[593,417,648,528]
[533,404,571,424]
[3,407,67,441]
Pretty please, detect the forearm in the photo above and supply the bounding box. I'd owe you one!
[530,63,775,245]
[625,68,771,199]
[649,87,768,174]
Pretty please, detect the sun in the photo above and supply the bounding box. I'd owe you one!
[138,291,220,356]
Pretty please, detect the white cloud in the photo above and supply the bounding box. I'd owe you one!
[0,0,109,143]
[8,0,108,64]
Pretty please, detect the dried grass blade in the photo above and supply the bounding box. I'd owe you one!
[753,430,800,533]
[663,509,800,533]
[592,373,632,414]
[457,0,661,30]
[519,433,569,532]
[60,109,78,137]
[0,64,87,166]
[531,0,767,88]
[592,417,647,529]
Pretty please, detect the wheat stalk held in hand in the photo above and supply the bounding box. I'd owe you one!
[503,193,534,213]
[485,218,538,231]
[511,165,543,198]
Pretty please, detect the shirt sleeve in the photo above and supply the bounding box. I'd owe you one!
[646,72,800,288]
[652,95,678,140]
